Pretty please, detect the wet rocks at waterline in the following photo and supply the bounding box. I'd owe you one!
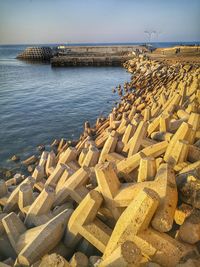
[0,57,200,266]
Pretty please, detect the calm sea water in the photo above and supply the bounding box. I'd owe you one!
[0,45,131,168]
[0,42,199,169]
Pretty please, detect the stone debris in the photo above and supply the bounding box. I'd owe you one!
[0,56,200,266]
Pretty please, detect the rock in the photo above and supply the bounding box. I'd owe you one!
[10,155,20,162]
[37,145,45,152]
[39,253,70,267]
[27,165,34,173]
[22,155,38,165]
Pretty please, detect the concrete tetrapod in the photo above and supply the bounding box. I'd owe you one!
[64,190,112,253]
[103,187,159,258]
[53,167,89,206]
[2,209,73,266]
[24,185,55,227]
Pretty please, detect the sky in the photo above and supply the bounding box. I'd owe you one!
[0,0,199,44]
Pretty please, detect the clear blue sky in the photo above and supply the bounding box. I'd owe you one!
[0,0,199,44]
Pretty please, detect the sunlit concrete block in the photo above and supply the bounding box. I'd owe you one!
[54,167,89,206]
[128,106,136,121]
[164,122,192,162]
[138,156,156,182]
[151,164,177,232]
[188,112,200,131]
[45,163,67,187]
[18,183,34,214]
[174,204,193,225]
[147,116,161,136]
[5,173,23,187]
[177,109,190,120]
[166,139,189,166]
[103,188,159,258]
[38,151,48,168]
[105,152,125,164]
[160,113,170,132]
[121,123,136,147]
[17,209,73,266]
[100,241,142,267]
[64,190,112,253]
[116,115,129,135]
[32,166,45,182]
[78,148,88,166]
[82,146,100,167]
[58,147,77,164]
[117,141,168,176]
[55,165,74,193]
[128,121,148,157]
[3,177,35,213]
[25,186,55,227]
[99,131,118,163]
[143,107,151,121]
[95,162,122,220]
[46,151,56,176]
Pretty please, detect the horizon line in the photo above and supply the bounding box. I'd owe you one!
[0,40,200,46]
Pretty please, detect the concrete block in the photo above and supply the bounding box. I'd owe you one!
[164,122,192,162]
[46,151,56,176]
[128,121,148,157]
[82,146,100,167]
[100,241,142,267]
[151,163,178,232]
[166,139,189,166]
[78,148,88,166]
[18,183,34,214]
[58,147,77,164]
[103,188,159,258]
[99,131,118,163]
[95,162,122,220]
[64,190,112,253]
[25,186,55,227]
[0,180,8,198]
[18,209,73,266]
[45,163,67,187]
[32,166,45,182]
[138,156,156,182]
[54,167,89,206]
[135,228,196,267]
[3,177,35,213]
[174,204,193,225]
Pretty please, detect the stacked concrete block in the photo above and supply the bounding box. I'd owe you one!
[1,55,200,266]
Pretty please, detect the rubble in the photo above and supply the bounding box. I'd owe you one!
[0,56,200,266]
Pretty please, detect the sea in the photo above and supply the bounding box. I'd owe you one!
[0,42,199,171]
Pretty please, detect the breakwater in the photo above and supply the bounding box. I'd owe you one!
[51,45,148,67]
[0,55,200,266]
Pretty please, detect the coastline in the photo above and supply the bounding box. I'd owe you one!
[0,47,200,265]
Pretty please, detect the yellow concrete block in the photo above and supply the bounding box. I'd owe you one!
[103,188,159,258]
[138,156,156,182]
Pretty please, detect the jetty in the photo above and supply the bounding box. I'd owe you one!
[51,45,148,67]
[1,49,200,266]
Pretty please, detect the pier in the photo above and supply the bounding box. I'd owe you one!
[51,45,148,67]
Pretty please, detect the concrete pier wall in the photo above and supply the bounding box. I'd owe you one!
[51,45,147,67]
